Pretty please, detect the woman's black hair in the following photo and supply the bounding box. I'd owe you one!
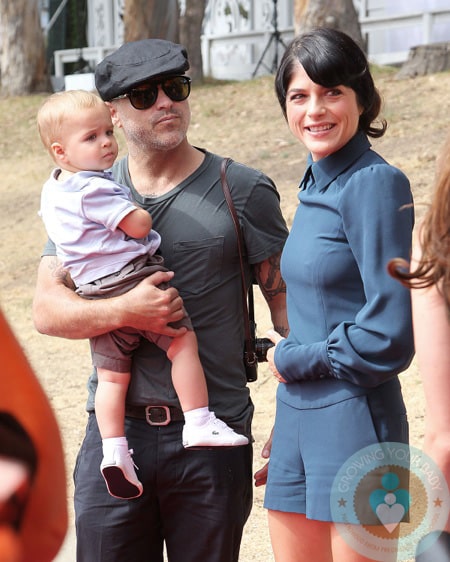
[275,27,387,138]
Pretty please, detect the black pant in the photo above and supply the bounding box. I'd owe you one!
[74,414,253,561]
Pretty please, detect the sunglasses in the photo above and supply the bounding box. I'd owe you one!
[112,75,191,110]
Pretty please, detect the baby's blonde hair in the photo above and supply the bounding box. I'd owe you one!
[37,90,107,157]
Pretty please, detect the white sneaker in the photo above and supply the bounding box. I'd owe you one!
[100,447,143,499]
[182,413,249,448]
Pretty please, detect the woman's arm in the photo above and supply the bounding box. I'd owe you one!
[274,164,414,386]
[411,246,450,490]
[33,255,186,339]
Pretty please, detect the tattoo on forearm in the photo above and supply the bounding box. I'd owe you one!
[48,257,74,288]
[254,253,286,302]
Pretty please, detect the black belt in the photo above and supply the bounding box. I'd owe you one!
[125,405,184,426]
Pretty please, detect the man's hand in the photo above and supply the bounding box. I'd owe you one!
[33,256,187,339]
[254,428,273,487]
[118,271,187,336]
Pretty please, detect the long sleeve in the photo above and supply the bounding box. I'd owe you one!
[275,133,414,388]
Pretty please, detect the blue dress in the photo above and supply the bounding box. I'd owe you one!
[265,131,415,521]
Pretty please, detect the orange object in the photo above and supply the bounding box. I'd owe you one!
[0,310,67,561]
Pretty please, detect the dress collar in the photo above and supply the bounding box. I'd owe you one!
[300,131,371,192]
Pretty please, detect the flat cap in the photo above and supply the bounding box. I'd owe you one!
[95,39,190,101]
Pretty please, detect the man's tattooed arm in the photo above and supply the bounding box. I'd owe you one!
[253,251,289,337]
[47,255,76,290]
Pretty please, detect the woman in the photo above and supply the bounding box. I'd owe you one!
[264,28,415,561]
[389,134,450,560]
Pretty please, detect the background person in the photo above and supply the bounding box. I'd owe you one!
[0,308,67,562]
[36,89,248,500]
[0,412,37,562]
[32,38,288,562]
[389,133,450,561]
[261,28,414,562]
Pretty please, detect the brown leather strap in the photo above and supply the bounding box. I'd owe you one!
[220,158,257,368]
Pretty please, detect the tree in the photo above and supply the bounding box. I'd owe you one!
[294,0,365,51]
[0,0,50,95]
[123,0,207,83]
[123,0,180,43]
[179,0,207,82]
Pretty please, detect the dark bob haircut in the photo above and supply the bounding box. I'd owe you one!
[275,27,387,139]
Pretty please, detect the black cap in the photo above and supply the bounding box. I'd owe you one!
[95,39,190,101]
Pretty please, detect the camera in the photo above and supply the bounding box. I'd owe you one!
[244,321,275,382]
[255,337,275,362]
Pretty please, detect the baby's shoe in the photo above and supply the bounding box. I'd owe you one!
[182,412,249,448]
[100,446,143,499]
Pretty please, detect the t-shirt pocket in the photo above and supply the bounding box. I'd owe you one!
[172,236,224,295]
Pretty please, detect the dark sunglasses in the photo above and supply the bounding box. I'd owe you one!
[112,75,191,110]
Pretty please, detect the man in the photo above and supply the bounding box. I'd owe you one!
[33,38,288,562]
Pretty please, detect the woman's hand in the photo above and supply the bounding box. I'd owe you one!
[266,329,287,383]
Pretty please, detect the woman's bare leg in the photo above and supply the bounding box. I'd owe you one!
[268,510,333,562]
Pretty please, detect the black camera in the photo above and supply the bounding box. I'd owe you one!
[244,320,275,382]
[255,337,275,362]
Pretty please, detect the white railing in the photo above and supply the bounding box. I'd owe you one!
[201,27,294,80]
[201,7,450,79]
[52,6,450,82]
[53,45,119,77]
[360,9,450,65]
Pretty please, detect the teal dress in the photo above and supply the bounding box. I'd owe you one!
[265,131,414,521]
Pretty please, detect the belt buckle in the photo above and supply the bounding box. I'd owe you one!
[145,405,171,426]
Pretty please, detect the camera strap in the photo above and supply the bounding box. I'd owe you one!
[220,158,257,370]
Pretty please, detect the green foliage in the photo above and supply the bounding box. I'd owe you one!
[238,3,249,20]
[223,2,249,20]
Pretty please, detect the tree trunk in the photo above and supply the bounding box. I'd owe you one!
[396,42,450,79]
[123,0,179,43]
[179,0,207,83]
[0,0,50,96]
[293,0,365,52]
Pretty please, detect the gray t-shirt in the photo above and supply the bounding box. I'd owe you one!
[44,150,288,435]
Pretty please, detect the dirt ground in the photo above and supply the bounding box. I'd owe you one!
[1,66,449,560]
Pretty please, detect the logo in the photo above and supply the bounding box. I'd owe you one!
[330,442,450,561]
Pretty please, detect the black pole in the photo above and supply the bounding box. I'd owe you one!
[252,0,287,78]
